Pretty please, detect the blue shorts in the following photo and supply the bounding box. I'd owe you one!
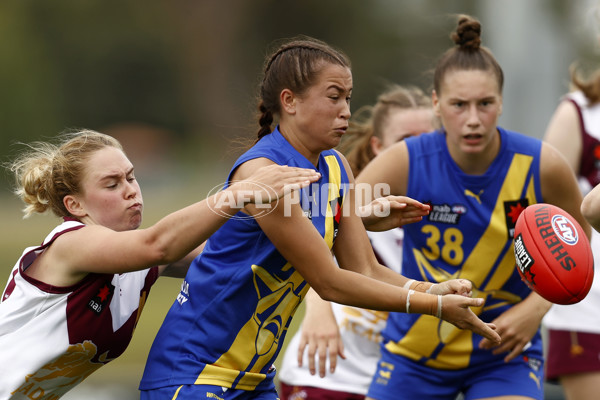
[140,384,280,400]
[367,346,544,400]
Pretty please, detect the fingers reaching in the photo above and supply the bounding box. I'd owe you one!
[441,295,501,345]
[360,195,430,231]
[235,165,321,205]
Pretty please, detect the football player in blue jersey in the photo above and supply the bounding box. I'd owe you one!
[278,84,438,400]
[356,15,590,400]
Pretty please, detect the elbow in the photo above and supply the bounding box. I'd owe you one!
[310,282,339,303]
[144,245,171,266]
[142,232,173,265]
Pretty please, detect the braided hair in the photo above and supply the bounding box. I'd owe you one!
[256,36,351,142]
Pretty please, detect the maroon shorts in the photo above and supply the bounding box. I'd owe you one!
[546,329,600,380]
[279,383,365,400]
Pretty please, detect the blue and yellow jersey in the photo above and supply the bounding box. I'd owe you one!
[383,127,543,370]
[140,127,349,391]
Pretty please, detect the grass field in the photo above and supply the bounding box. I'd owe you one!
[0,184,305,399]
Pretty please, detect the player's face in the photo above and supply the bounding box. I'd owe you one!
[75,146,143,231]
[377,107,435,151]
[292,63,352,158]
[433,69,502,162]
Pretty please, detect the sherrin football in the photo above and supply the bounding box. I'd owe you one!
[513,203,594,305]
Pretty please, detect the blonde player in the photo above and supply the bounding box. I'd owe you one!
[0,129,320,398]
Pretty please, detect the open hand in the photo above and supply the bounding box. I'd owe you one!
[359,195,430,231]
[231,165,321,205]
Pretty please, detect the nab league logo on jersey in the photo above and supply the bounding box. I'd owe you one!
[88,282,115,315]
[427,202,466,225]
[504,199,529,239]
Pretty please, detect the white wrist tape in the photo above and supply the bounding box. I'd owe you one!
[426,284,435,294]
[403,280,415,290]
[436,295,443,319]
[406,289,415,314]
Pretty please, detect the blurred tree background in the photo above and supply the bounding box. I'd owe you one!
[0,0,598,398]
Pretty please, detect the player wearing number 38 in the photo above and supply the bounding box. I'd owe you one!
[359,15,591,400]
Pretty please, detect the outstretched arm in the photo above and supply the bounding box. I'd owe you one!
[53,164,320,280]
[236,157,500,344]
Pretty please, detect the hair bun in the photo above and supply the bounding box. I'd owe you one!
[451,15,481,50]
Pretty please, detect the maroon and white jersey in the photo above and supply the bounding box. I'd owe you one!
[0,220,159,399]
[544,91,600,334]
[566,90,600,190]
